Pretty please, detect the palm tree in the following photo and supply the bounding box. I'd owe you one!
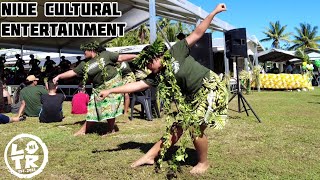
[106,30,139,47]
[261,21,291,49]
[289,23,320,50]
[295,48,310,63]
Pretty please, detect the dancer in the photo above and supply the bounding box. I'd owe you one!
[99,3,228,174]
[53,41,137,136]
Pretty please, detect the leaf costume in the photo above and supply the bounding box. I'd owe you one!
[134,39,228,175]
[74,43,124,122]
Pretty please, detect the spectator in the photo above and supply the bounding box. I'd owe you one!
[2,83,12,113]
[29,54,41,75]
[16,75,47,118]
[285,61,293,74]
[39,80,65,123]
[0,54,6,79]
[270,63,280,74]
[14,54,26,71]
[0,113,25,124]
[75,56,83,67]
[11,83,26,114]
[44,56,56,73]
[71,85,89,114]
[59,56,71,73]
[292,64,300,74]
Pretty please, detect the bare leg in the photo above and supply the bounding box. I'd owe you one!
[102,118,118,137]
[190,125,209,174]
[124,93,130,115]
[74,121,94,136]
[107,118,116,133]
[131,125,183,168]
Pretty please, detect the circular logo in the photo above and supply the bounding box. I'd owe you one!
[4,134,48,179]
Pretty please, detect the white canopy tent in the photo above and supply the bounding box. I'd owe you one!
[0,0,235,54]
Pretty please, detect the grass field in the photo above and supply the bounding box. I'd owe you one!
[1,88,320,180]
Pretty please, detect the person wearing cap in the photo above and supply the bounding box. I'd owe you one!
[15,75,47,118]
[98,4,227,174]
[53,41,137,136]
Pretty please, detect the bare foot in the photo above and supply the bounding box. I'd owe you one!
[73,130,86,136]
[190,162,209,174]
[101,129,117,137]
[131,155,155,168]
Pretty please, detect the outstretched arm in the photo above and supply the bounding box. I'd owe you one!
[99,80,150,99]
[186,3,227,47]
[53,70,77,84]
[118,54,138,62]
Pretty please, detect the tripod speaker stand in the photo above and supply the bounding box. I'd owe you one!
[228,57,261,123]
[225,28,261,123]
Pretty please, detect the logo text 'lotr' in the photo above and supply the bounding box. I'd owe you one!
[4,134,49,179]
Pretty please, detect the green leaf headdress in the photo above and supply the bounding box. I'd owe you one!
[80,41,100,52]
[133,38,169,69]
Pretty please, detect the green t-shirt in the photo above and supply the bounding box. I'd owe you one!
[119,62,132,77]
[20,86,48,117]
[144,39,210,95]
[73,51,119,88]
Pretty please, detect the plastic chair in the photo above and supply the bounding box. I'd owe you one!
[317,76,320,87]
[130,87,160,121]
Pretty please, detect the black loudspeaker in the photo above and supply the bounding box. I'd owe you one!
[190,33,214,71]
[225,28,248,58]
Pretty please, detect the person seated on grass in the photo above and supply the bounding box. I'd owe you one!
[2,83,12,113]
[0,113,25,124]
[11,83,26,114]
[39,80,65,123]
[16,75,48,118]
[71,85,89,115]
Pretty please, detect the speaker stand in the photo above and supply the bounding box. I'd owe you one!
[228,56,261,123]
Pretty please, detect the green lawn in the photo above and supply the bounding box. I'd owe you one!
[1,88,320,180]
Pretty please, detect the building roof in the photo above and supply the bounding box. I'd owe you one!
[258,48,301,62]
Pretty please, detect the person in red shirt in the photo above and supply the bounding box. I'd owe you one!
[71,86,89,114]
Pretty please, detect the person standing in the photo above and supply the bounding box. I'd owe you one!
[53,42,137,136]
[99,3,228,174]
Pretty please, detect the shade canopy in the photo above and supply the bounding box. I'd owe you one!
[258,48,301,62]
[0,0,235,54]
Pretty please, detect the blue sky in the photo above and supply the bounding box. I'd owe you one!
[189,0,320,49]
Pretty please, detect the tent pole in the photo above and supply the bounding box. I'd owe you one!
[149,0,156,43]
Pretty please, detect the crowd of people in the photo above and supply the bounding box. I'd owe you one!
[1,3,228,175]
[267,62,301,74]
[0,54,84,86]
